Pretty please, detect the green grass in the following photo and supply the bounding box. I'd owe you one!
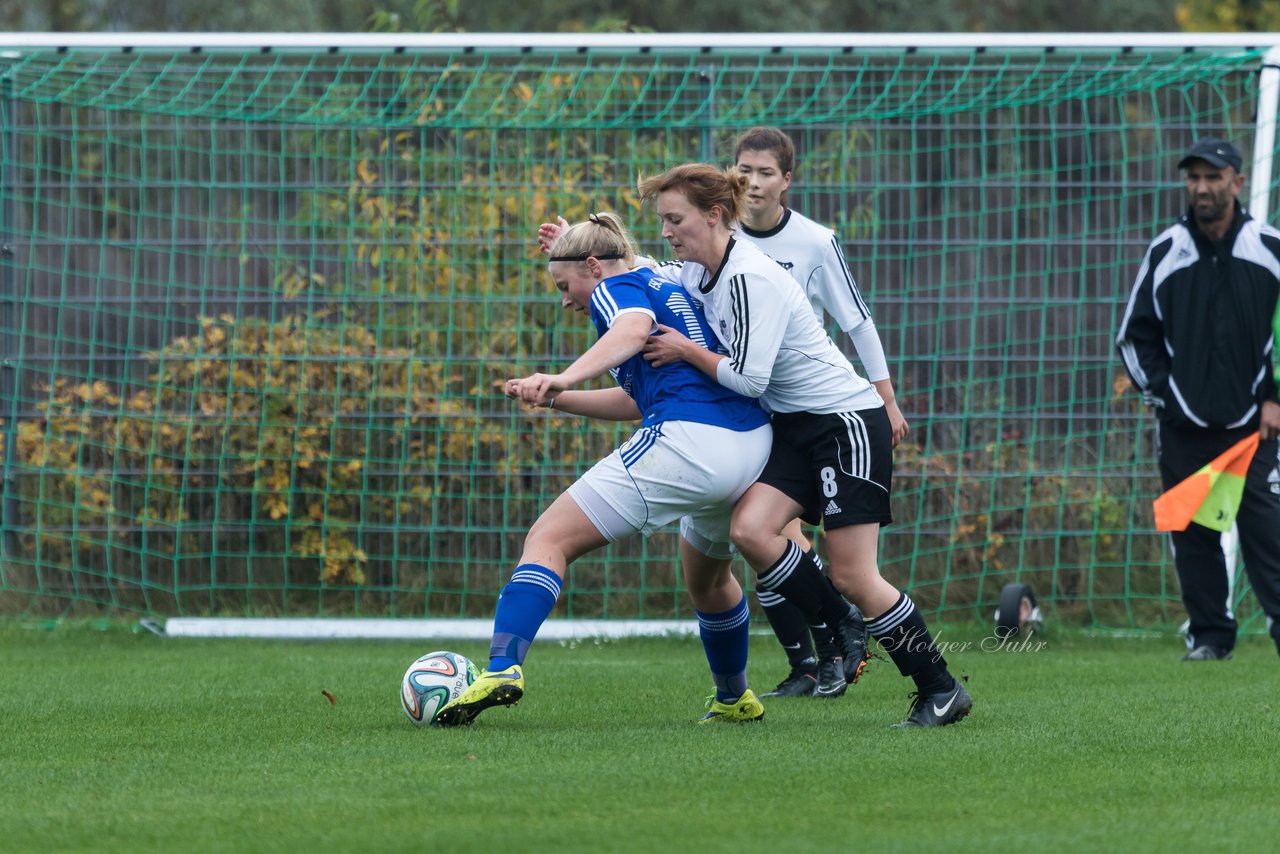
[3,622,1277,853]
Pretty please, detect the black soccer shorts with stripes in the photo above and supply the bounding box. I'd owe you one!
[757,406,893,529]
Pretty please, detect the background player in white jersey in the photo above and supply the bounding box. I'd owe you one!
[435,213,774,727]
[733,127,908,441]
[638,165,971,727]
[732,127,908,697]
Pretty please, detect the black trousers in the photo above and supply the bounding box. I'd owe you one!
[1158,422,1280,653]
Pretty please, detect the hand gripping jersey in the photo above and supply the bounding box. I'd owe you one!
[589,266,769,432]
[658,238,883,415]
[737,208,890,384]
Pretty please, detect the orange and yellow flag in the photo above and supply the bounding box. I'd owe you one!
[1152,432,1260,532]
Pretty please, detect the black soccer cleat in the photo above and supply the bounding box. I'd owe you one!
[1181,645,1233,661]
[892,679,973,728]
[836,610,871,685]
[762,668,818,698]
[814,655,848,698]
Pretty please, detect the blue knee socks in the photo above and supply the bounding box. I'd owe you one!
[488,563,562,672]
[696,595,750,702]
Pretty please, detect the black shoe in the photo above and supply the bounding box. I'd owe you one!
[814,655,847,698]
[761,669,818,698]
[1181,645,1233,661]
[836,611,870,685]
[892,679,972,727]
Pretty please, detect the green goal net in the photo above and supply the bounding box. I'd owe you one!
[0,35,1272,630]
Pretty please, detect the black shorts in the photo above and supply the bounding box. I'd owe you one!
[757,407,893,530]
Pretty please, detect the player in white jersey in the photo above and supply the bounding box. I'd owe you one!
[733,127,908,442]
[638,164,971,727]
[732,127,909,697]
[435,213,773,727]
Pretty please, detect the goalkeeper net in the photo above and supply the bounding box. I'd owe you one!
[0,34,1273,630]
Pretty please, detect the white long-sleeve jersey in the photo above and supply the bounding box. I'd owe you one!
[737,208,890,383]
[660,238,882,415]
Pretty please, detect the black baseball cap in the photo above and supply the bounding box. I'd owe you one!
[1177,138,1243,172]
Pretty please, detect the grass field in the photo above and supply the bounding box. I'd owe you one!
[3,621,1276,853]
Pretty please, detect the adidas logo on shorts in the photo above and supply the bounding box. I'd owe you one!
[823,499,842,516]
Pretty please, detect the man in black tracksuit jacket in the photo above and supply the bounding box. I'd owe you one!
[1117,138,1280,661]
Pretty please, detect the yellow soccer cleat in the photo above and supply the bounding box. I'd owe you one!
[697,688,765,724]
[433,665,525,727]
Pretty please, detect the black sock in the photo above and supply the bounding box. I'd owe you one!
[824,576,859,621]
[805,548,860,622]
[758,590,816,671]
[866,592,951,694]
[757,541,847,647]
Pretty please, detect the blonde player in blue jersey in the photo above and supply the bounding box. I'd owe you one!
[639,165,971,727]
[731,127,909,698]
[434,212,774,727]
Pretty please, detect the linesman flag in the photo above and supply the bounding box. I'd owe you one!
[1152,432,1260,532]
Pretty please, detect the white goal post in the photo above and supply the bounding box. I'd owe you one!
[5,30,1276,640]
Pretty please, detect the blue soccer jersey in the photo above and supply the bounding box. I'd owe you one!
[589,268,769,431]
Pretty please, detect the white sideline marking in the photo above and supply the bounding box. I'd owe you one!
[162,617,699,640]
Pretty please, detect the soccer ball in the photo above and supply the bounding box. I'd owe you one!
[400,650,479,725]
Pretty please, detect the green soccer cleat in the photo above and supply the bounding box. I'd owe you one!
[697,688,765,724]
[433,665,525,727]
